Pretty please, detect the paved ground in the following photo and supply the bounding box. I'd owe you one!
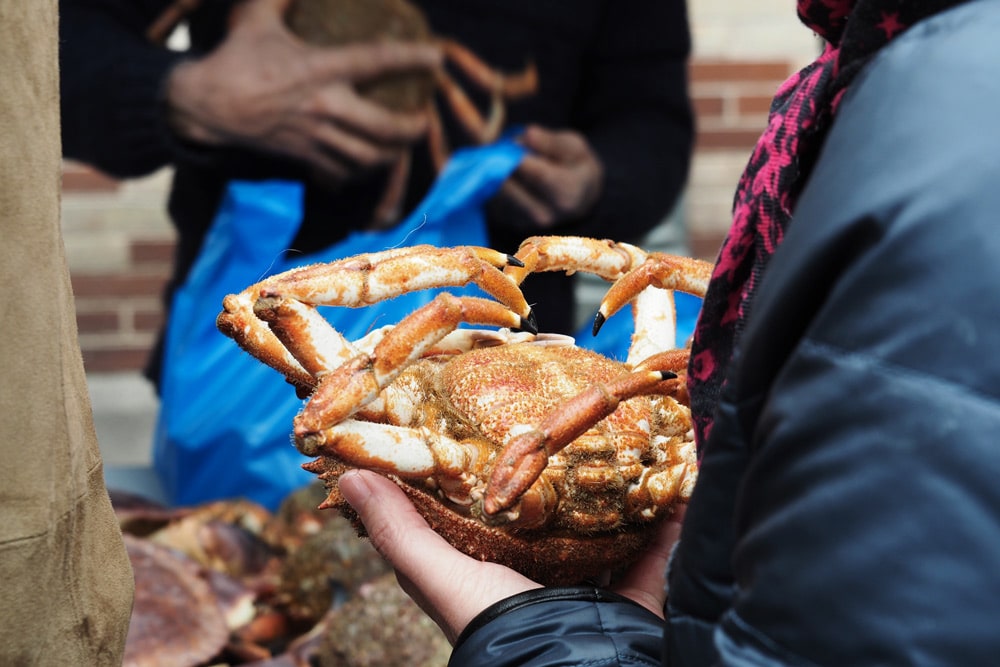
[87,372,166,502]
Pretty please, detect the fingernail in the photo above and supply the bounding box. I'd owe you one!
[338,469,371,509]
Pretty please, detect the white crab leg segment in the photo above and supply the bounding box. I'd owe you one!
[217,292,315,389]
[259,246,531,319]
[253,294,358,380]
[505,236,648,286]
[484,368,676,516]
[294,293,526,452]
[309,420,474,479]
[627,287,678,366]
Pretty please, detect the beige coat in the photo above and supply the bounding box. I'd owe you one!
[0,1,134,663]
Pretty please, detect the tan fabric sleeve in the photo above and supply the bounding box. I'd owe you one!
[0,1,134,664]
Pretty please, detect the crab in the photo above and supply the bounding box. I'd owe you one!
[146,0,538,226]
[217,236,713,585]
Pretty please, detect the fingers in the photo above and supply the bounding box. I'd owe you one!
[339,469,540,644]
[499,179,557,227]
[519,124,589,161]
[306,40,444,85]
[501,125,604,225]
[311,85,431,144]
[610,504,687,619]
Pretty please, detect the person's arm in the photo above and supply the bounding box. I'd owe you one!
[60,0,443,182]
[339,469,682,666]
[59,0,191,177]
[669,7,1000,663]
[496,1,694,240]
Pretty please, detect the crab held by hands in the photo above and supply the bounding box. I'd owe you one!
[217,236,713,585]
[148,0,538,226]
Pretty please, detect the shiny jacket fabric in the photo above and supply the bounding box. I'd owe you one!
[451,3,1000,664]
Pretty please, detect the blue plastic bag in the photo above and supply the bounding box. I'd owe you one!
[154,139,525,508]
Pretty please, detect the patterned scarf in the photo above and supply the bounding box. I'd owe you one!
[687,0,971,449]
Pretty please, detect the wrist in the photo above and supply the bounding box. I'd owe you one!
[164,59,226,146]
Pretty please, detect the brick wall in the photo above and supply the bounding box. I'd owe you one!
[62,56,796,373]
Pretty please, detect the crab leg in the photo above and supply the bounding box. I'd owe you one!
[483,368,677,516]
[436,39,537,144]
[217,245,533,386]
[593,253,713,333]
[295,293,530,453]
[505,236,649,286]
[440,40,539,99]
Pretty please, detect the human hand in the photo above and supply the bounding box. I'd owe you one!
[164,0,442,182]
[498,125,605,227]
[338,468,685,643]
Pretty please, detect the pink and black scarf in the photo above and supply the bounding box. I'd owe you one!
[687,0,971,448]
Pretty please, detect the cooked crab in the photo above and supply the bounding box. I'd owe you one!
[147,0,538,226]
[217,236,713,584]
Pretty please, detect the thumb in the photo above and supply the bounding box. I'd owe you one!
[338,469,450,570]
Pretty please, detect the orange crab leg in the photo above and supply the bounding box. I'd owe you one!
[505,236,647,286]
[440,39,539,99]
[217,245,534,386]
[483,368,676,516]
[295,293,529,453]
[593,254,713,334]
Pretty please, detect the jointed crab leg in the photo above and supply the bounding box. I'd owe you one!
[217,245,532,389]
[483,368,678,516]
[295,293,530,453]
[593,254,713,334]
[505,236,649,286]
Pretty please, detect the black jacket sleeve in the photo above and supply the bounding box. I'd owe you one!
[59,0,206,177]
[668,4,1000,664]
[450,588,665,667]
[569,0,694,242]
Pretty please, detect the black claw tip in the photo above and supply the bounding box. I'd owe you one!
[506,254,525,268]
[518,309,538,335]
[592,312,606,336]
[658,371,678,381]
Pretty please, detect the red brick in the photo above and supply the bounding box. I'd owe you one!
[695,127,764,151]
[76,310,120,335]
[81,347,152,373]
[134,308,165,333]
[131,239,176,266]
[61,161,120,192]
[692,95,725,118]
[71,273,170,299]
[737,94,774,116]
[691,60,792,84]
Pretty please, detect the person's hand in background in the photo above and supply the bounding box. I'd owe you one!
[164,0,442,183]
[498,124,605,228]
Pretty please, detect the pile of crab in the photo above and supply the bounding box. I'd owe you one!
[216,235,713,586]
[116,482,452,666]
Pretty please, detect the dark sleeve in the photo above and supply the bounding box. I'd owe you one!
[566,0,694,241]
[449,588,665,667]
[668,6,1000,664]
[59,0,192,177]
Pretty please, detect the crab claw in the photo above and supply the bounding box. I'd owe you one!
[484,369,675,516]
[483,435,549,516]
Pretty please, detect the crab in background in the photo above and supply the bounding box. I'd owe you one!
[217,236,712,585]
[147,0,538,226]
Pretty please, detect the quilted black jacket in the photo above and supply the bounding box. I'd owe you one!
[451,2,1000,664]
